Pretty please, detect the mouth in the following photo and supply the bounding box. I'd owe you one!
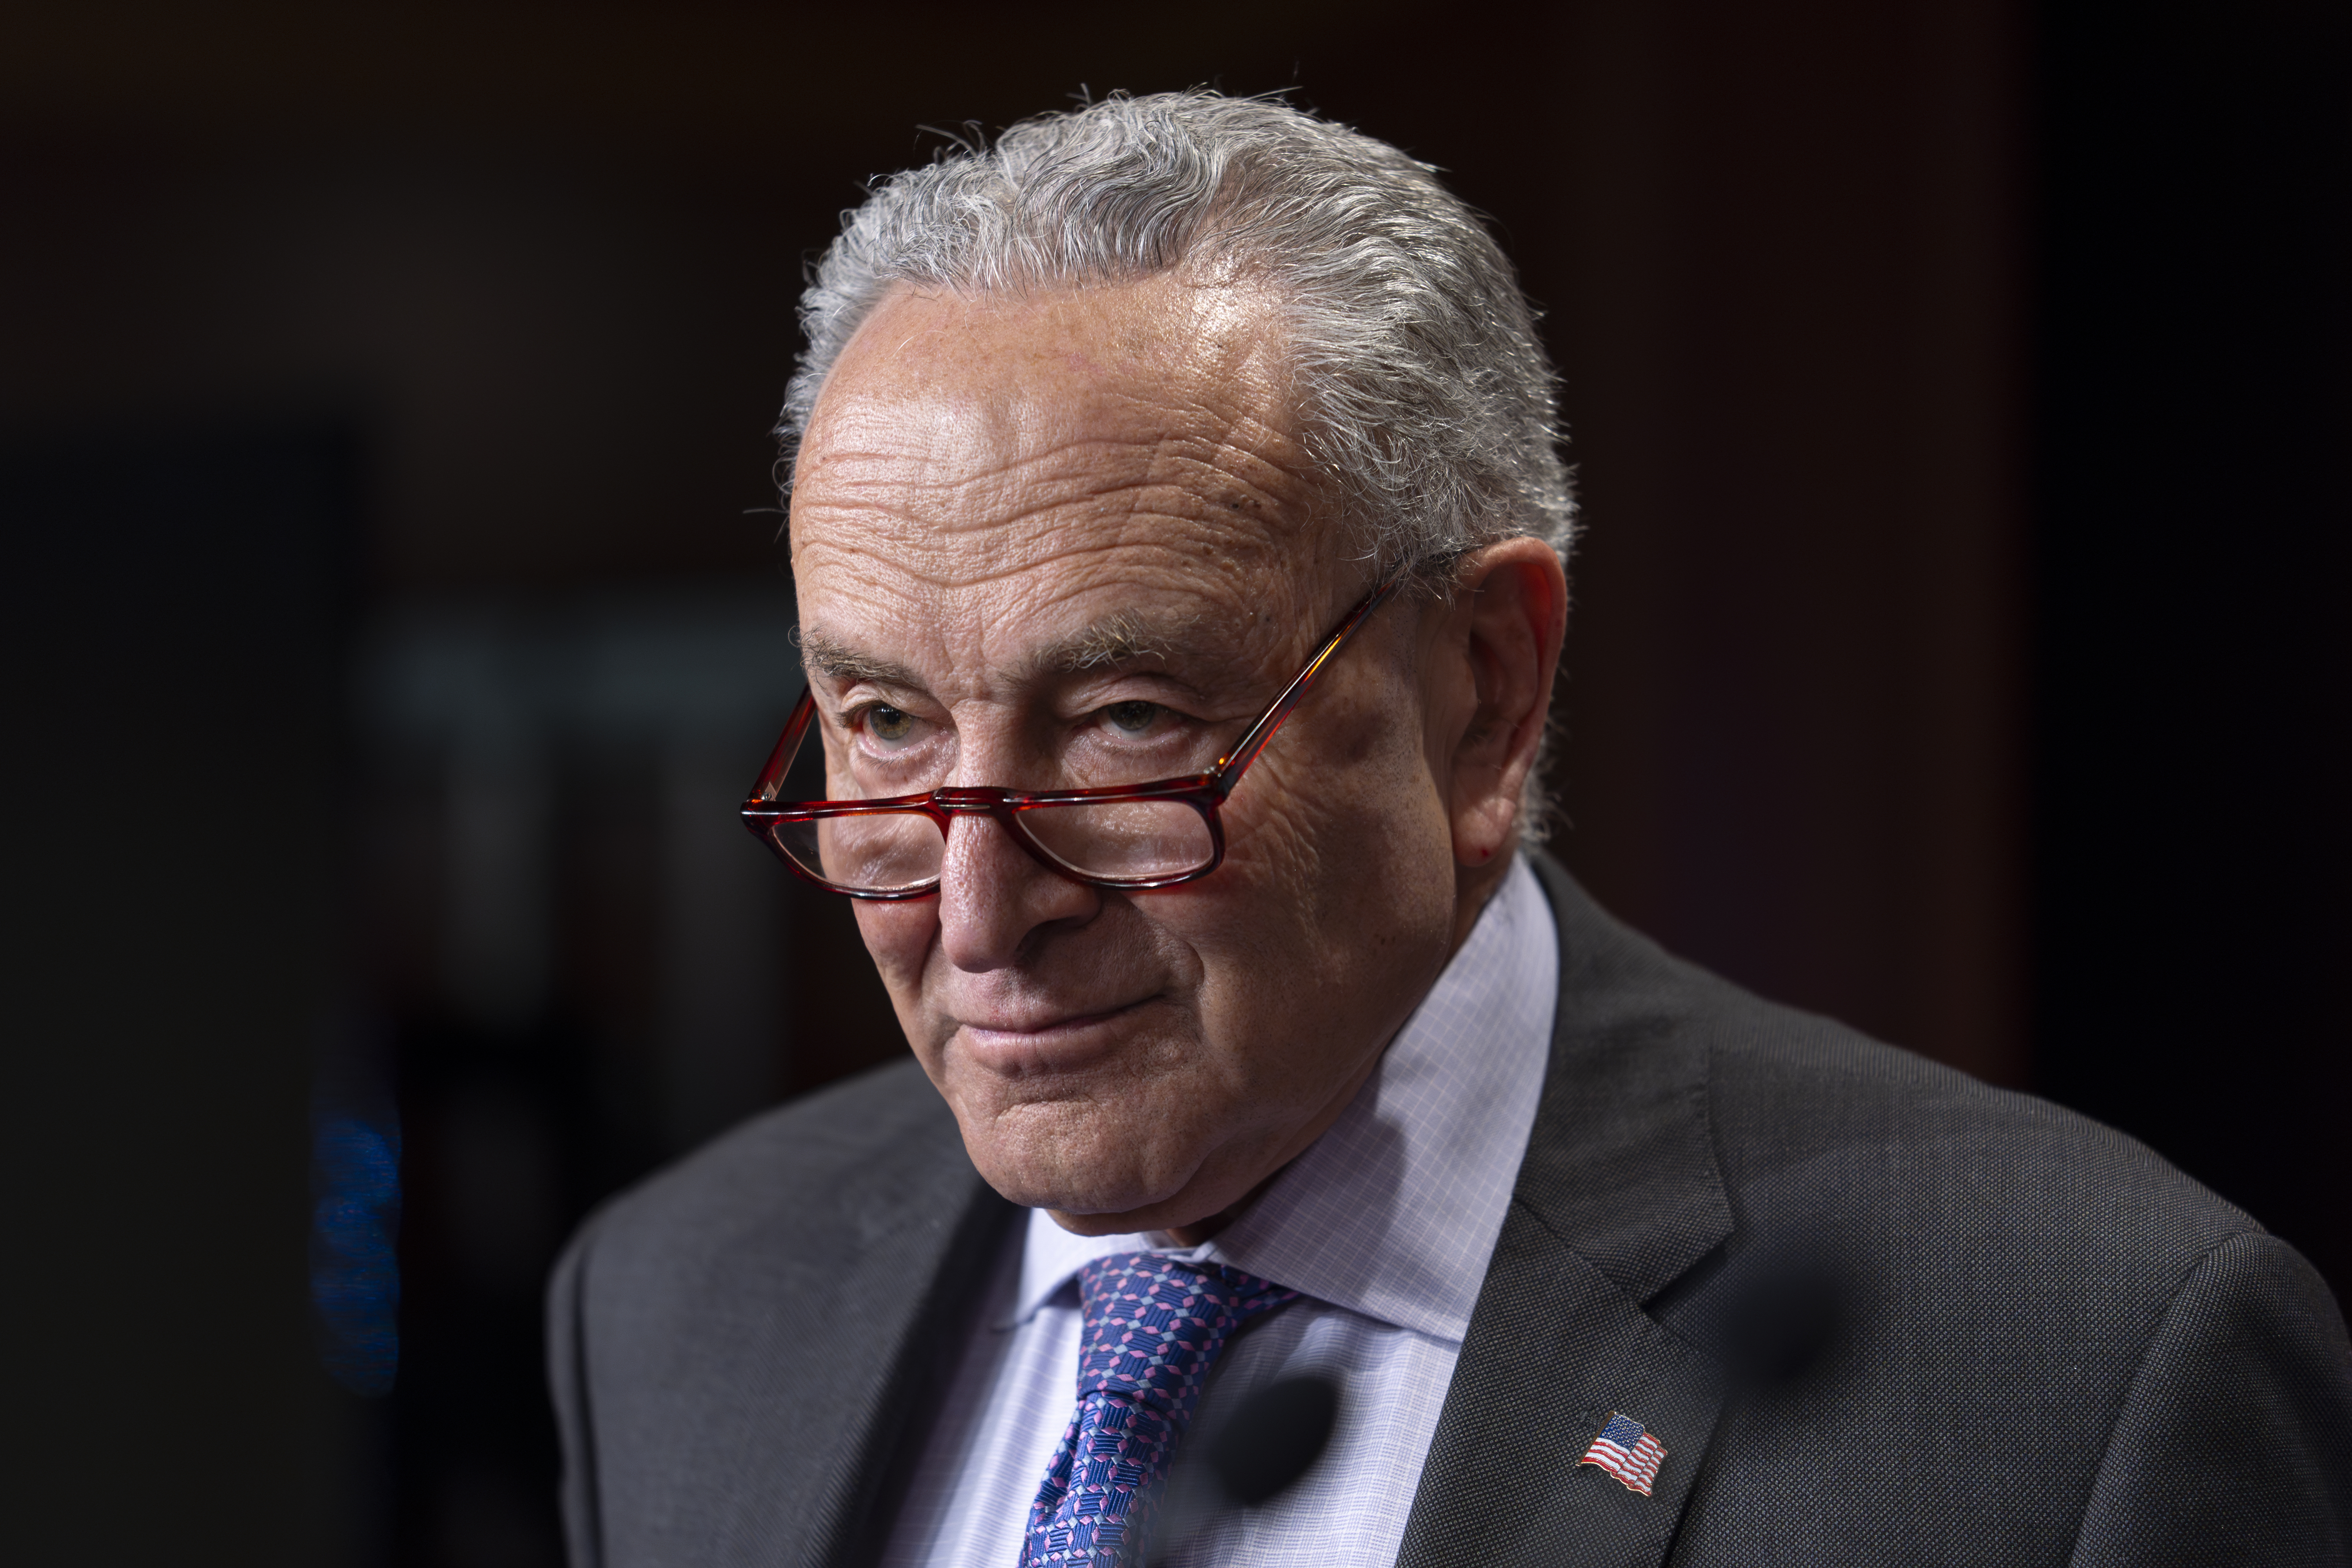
[954,997,1159,1071]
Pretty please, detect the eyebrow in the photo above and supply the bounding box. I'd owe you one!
[796,608,1238,695]
[796,628,927,690]
[1031,608,1209,676]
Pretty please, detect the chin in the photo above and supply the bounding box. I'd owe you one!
[960,1101,1207,1225]
[975,1153,1186,1225]
[941,1040,1222,1200]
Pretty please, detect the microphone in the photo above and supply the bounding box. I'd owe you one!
[1150,1373,1342,1563]
[1201,1373,1341,1504]
[1720,1254,1844,1392]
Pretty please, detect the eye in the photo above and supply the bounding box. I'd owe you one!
[1100,700,1163,736]
[863,704,915,743]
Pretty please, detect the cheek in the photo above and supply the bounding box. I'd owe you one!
[1195,707,1456,1027]
[852,901,938,1005]
[1230,693,1451,900]
[1189,764,1446,996]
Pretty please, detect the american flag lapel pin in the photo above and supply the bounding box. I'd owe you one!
[1579,1411,1668,1496]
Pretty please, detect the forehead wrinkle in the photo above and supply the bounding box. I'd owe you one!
[796,482,1296,603]
[929,439,1301,537]
[1100,404,1321,517]
[800,452,1278,561]
[811,381,1313,498]
[797,396,1321,577]
[799,526,1221,601]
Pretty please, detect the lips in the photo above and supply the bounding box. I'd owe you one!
[953,996,1158,1072]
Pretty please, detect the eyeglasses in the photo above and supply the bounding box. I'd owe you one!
[740,577,1401,899]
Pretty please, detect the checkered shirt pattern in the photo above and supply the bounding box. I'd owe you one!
[1019,1254,1298,1566]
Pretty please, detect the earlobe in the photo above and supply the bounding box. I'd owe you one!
[1445,542,1570,868]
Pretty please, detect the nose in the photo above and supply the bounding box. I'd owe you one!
[935,809,1101,971]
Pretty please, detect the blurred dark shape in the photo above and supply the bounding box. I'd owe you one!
[1152,1373,1343,1563]
[1202,1373,1343,1508]
[358,590,808,1142]
[312,1014,403,1402]
[388,1016,590,1568]
[353,588,875,1566]
[0,426,357,1561]
[2032,0,2352,1294]
[312,1105,404,1399]
[1648,1238,1847,1403]
[1717,1257,1845,1394]
[1536,0,2031,1091]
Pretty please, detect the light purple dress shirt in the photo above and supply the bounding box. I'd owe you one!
[882,856,1559,1566]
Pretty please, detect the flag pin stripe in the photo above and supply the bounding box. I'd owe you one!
[1578,1412,1667,1496]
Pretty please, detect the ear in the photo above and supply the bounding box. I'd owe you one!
[1444,538,1570,868]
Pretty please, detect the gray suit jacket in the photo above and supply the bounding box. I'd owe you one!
[549,857,2352,1565]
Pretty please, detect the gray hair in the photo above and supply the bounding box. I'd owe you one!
[780,90,1573,578]
[779,90,1574,835]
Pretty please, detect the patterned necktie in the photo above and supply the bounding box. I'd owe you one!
[1019,1252,1299,1567]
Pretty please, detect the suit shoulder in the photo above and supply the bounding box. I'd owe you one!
[1703,991,2254,1262]
[1534,855,2258,1273]
[563,1056,966,1287]
[546,1059,1011,1561]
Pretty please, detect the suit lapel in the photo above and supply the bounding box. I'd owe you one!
[1396,857,1735,1568]
[636,1076,1019,1568]
[796,1165,1020,1568]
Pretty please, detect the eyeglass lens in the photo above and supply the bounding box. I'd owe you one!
[766,706,1217,892]
[770,800,1214,893]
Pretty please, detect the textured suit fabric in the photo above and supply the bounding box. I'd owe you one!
[550,857,2352,1567]
[546,1062,1020,1566]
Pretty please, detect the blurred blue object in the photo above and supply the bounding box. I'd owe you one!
[312,1112,403,1397]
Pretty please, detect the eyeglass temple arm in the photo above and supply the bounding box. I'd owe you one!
[1209,576,1402,794]
[748,685,820,805]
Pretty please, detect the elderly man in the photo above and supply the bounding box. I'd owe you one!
[548,94,2351,1567]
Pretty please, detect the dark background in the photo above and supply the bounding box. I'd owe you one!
[3,1,2344,1562]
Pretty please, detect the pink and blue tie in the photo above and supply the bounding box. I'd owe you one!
[1019,1252,1298,1566]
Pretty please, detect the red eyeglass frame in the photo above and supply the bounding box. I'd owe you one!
[740,576,1401,899]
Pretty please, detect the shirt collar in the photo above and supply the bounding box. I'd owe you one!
[1006,856,1559,1344]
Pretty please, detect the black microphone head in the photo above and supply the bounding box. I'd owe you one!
[1722,1255,1845,1391]
[1202,1374,1341,1507]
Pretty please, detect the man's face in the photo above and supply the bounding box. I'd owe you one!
[789,276,1474,1236]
